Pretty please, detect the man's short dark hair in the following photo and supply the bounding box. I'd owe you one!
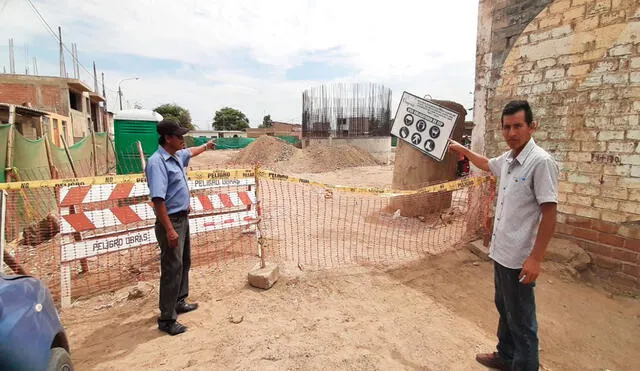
[501,100,534,127]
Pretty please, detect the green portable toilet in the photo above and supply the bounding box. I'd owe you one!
[114,109,163,174]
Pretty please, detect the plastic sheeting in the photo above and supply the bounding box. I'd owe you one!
[13,133,49,180]
[1,129,115,182]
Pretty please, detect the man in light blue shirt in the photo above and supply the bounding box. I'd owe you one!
[449,100,558,371]
[146,119,214,336]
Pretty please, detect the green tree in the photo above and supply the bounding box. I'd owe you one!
[153,103,195,130]
[212,107,250,131]
[260,114,273,128]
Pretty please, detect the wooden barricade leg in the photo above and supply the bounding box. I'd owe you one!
[60,262,72,308]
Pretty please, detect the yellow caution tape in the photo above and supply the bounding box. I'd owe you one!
[0,167,493,196]
[0,169,256,190]
[258,170,494,196]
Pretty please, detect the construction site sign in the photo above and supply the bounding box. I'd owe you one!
[391,92,459,162]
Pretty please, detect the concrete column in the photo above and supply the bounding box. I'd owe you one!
[471,0,494,161]
[390,101,467,216]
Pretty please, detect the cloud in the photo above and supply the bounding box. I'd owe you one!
[0,0,479,128]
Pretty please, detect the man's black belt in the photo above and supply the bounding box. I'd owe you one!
[168,210,189,218]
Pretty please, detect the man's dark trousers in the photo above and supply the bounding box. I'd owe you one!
[494,261,539,371]
[155,212,191,323]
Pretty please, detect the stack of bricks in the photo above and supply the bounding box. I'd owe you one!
[475,0,639,291]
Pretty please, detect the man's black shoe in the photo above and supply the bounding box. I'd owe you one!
[158,321,187,336]
[176,301,199,314]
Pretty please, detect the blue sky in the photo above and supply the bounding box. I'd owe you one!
[0,0,479,129]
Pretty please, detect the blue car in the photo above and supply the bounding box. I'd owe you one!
[0,274,73,371]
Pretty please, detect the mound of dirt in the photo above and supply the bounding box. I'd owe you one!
[228,136,381,173]
[229,136,299,166]
[288,143,380,173]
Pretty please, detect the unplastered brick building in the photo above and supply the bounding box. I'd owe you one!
[0,75,107,142]
[473,0,639,291]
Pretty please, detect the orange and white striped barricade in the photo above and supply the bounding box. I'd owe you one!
[58,177,258,307]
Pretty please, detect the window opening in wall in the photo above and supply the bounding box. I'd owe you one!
[52,118,59,144]
[91,103,99,131]
[42,117,50,136]
[69,91,82,111]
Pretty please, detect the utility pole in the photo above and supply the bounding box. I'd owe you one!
[93,62,98,92]
[118,77,140,111]
[101,73,106,108]
[24,44,28,75]
[118,85,123,110]
[9,38,15,74]
[59,27,66,78]
[71,43,79,79]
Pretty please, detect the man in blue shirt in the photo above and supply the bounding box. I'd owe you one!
[145,119,214,336]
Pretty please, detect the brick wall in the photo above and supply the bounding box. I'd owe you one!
[475,0,640,292]
[40,85,67,115]
[0,80,68,115]
[556,214,640,290]
[272,122,300,132]
[0,84,37,109]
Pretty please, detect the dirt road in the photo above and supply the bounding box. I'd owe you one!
[61,248,639,370]
[58,150,640,370]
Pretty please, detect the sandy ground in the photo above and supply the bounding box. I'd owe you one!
[292,165,395,188]
[61,249,640,371]
[189,149,240,169]
[58,150,640,370]
[191,149,394,188]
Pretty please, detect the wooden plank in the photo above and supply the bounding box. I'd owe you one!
[60,263,72,308]
[5,118,15,181]
[91,129,99,176]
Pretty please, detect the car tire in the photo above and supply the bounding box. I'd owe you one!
[46,347,74,371]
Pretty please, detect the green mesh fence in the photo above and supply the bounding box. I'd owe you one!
[0,124,9,182]
[13,132,50,177]
[276,135,299,145]
[9,132,56,232]
[51,135,95,178]
[214,137,256,149]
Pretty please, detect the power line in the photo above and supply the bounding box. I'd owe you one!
[24,0,88,76]
[23,0,116,94]
[23,0,58,40]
